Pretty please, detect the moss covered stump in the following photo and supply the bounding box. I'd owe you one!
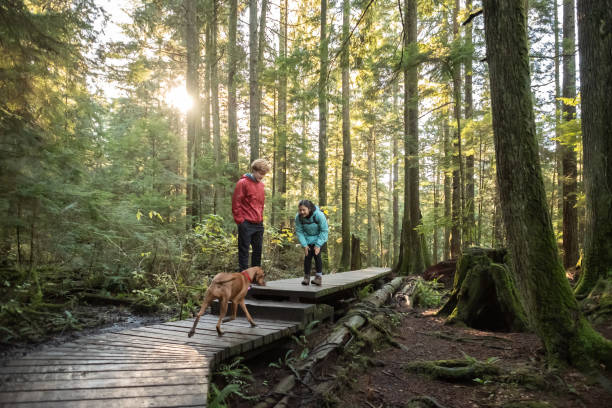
[437,247,529,332]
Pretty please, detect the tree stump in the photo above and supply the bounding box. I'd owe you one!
[437,247,529,332]
[350,234,362,270]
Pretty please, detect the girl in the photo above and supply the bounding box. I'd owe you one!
[295,200,329,285]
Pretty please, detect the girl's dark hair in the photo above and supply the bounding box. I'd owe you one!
[298,199,316,216]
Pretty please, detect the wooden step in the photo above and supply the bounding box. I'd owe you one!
[211,298,333,327]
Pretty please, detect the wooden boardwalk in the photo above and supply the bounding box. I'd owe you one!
[0,267,391,407]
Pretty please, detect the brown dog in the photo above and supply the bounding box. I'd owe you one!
[188,266,265,337]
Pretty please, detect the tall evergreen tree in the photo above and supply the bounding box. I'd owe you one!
[184,0,200,226]
[318,0,329,208]
[276,0,288,226]
[561,0,578,268]
[227,0,238,173]
[249,0,259,162]
[483,0,611,368]
[339,0,352,271]
[464,0,475,247]
[574,0,612,298]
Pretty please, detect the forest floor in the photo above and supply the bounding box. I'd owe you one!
[2,279,611,408]
[223,306,612,408]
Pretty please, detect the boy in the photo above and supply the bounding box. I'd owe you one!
[232,159,271,271]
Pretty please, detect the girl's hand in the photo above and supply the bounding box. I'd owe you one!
[314,246,320,255]
[304,246,310,255]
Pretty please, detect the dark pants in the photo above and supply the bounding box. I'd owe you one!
[238,221,264,271]
[304,244,323,276]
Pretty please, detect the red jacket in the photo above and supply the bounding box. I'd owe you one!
[232,174,265,224]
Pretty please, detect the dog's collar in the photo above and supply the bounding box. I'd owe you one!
[241,270,252,283]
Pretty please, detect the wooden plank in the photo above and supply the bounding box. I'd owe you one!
[4,358,204,367]
[0,361,209,375]
[0,367,208,383]
[0,392,208,407]
[44,342,195,356]
[74,335,213,352]
[3,375,208,392]
[153,321,277,341]
[20,351,194,360]
[2,384,208,403]
[184,316,297,329]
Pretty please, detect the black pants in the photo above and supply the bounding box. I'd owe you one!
[304,244,323,276]
[237,221,264,271]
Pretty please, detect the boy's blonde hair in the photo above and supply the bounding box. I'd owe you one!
[251,158,271,174]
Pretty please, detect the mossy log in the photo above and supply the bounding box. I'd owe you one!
[437,247,528,332]
[253,277,406,408]
[403,358,500,382]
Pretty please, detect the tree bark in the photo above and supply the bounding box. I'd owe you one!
[339,0,352,271]
[464,0,475,247]
[483,0,612,368]
[227,0,238,174]
[318,0,328,208]
[184,0,200,228]
[437,248,528,332]
[276,0,288,227]
[249,0,259,163]
[574,0,612,298]
[450,0,463,258]
[561,0,578,268]
[443,118,451,260]
[367,131,373,266]
[210,0,222,215]
[392,83,400,264]
[397,0,423,275]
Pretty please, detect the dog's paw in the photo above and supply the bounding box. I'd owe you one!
[250,323,257,327]
[187,331,194,338]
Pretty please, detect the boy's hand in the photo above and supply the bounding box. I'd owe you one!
[314,246,320,255]
[304,246,310,255]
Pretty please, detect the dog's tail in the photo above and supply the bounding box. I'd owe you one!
[213,277,238,285]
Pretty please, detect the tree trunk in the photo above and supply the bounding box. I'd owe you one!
[367,131,373,266]
[227,0,238,174]
[450,0,463,258]
[184,0,200,228]
[483,0,612,368]
[350,234,362,271]
[433,159,440,264]
[339,0,352,271]
[574,0,612,298]
[392,84,400,264]
[552,0,561,237]
[318,0,328,208]
[210,0,222,215]
[397,0,423,275]
[464,0,475,247]
[561,0,578,268]
[373,136,384,267]
[249,0,259,163]
[276,0,288,227]
[443,118,451,260]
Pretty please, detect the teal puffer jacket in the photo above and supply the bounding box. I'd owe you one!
[295,206,329,248]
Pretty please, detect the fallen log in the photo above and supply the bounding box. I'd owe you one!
[253,276,405,408]
[300,277,405,377]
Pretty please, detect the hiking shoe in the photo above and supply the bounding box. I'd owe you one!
[311,275,322,286]
[301,276,310,285]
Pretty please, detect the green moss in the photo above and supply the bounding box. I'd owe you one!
[403,358,500,382]
[438,249,528,331]
[580,278,612,324]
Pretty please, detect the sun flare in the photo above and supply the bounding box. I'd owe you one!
[165,85,193,113]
